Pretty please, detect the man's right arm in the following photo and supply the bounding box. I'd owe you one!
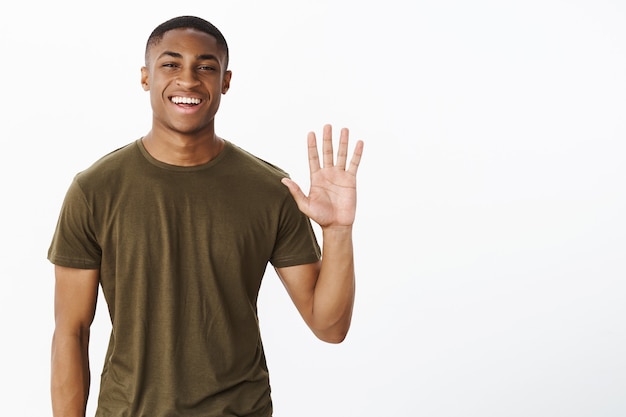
[51,266,99,417]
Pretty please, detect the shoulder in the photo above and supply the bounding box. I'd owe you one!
[225,141,289,179]
[220,141,297,203]
[74,140,140,185]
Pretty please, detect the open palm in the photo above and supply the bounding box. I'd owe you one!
[282,125,364,228]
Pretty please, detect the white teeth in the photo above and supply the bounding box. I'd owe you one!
[171,96,201,105]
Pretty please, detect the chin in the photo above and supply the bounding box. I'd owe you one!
[168,122,212,136]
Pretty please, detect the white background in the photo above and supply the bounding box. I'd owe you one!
[1,0,625,416]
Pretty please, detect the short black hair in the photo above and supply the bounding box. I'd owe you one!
[145,16,229,69]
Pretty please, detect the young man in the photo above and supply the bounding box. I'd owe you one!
[49,15,363,417]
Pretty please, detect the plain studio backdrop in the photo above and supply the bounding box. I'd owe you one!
[1,0,625,416]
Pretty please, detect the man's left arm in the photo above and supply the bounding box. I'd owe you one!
[277,124,363,343]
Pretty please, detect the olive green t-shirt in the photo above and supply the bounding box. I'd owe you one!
[48,139,321,417]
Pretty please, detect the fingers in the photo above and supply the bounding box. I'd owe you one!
[281,177,309,212]
[307,131,320,174]
[348,139,364,175]
[309,124,363,174]
[335,127,350,170]
[322,124,334,168]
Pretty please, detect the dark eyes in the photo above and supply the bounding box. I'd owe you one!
[160,63,216,71]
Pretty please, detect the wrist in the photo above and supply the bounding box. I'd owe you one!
[321,225,353,240]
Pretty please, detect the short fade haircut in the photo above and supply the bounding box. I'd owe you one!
[145,16,229,69]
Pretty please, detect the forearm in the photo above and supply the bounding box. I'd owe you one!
[311,225,356,343]
[51,330,90,417]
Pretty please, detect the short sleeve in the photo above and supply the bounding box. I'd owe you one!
[269,194,321,268]
[47,178,102,269]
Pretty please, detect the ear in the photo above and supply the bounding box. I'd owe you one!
[221,70,232,94]
[141,66,150,91]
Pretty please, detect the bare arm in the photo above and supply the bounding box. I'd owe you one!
[51,266,99,417]
[275,228,355,343]
[279,124,363,343]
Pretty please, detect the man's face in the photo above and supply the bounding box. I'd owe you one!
[141,28,231,136]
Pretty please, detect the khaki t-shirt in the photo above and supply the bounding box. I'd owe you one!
[48,139,321,417]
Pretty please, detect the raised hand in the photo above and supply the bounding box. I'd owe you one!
[281,124,364,228]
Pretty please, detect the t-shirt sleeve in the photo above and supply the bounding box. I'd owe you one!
[47,178,102,269]
[270,193,321,268]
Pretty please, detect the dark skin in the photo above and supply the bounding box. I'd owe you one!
[140,28,232,166]
[51,28,363,417]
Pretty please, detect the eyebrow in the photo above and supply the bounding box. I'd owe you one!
[158,51,219,61]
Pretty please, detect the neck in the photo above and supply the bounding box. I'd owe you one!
[141,129,225,167]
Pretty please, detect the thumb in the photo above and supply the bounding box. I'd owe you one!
[281,178,309,212]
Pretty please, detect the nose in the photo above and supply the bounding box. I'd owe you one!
[176,67,201,88]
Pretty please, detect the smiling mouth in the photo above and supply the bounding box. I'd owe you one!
[170,96,202,105]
